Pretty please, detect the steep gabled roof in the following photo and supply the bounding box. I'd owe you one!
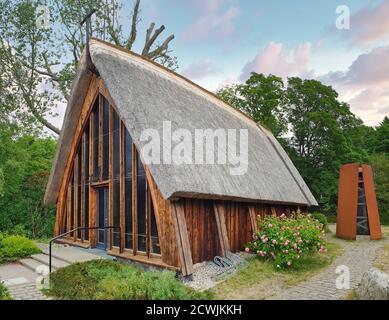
[44,39,318,207]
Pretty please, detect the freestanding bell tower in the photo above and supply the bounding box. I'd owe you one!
[336,163,382,240]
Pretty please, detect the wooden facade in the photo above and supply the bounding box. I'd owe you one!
[54,75,305,276]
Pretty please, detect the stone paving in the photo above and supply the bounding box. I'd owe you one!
[0,243,103,300]
[7,283,51,300]
[270,232,389,300]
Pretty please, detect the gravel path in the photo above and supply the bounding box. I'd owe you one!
[270,230,389,300]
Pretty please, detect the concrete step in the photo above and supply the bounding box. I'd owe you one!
[37,243,103,264]
[30,254,70,270]
[35,243,72,264]
[19,258,57,272]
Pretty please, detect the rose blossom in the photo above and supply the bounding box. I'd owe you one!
[245,247,250,253]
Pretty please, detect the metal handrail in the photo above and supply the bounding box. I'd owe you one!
[49,226,120,273]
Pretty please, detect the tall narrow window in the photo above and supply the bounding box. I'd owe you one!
[137,150,147,252]
[102,97,110,180]
[124,128,133,249]
[112,109,121,247]
[70,174,74,237]
[92,97,99,182]
[61,92,162,259]
[77,147,82,239]
[150,201,160,254]
[84,121,90,241]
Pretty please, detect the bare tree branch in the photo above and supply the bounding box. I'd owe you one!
[126,0,140,50]
[147,34,175,59]
[142,24,165,55]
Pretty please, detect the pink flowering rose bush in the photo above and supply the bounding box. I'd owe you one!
[245,212,327,269]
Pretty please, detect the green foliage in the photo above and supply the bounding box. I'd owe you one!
[368,153,389,224]
[0,130,57,238]
[246,213,327,269]
[0,168,4,197]
[47,260,212,300]
[374,117,389,155]
[285,77,366,214]
[311,213,328,228]
[218,75,375,216]
[217,73,287,137]
[0,281,12,300]
[0,0,177,135]
[0,234,41,264]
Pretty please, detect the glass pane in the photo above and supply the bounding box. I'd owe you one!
[124,128,133,249]
[102,97,109,180]
[137,150,147,252]
[77,148,82,239]
[150,199,160,254]
[112,110,121,247]
[70,174,74,237]
[92,97,99,182]
[98,189,105,228]
[84,121,90,240]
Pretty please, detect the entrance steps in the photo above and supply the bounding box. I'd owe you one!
[19,243,103,273]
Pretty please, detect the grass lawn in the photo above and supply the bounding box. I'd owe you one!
[46,259,213,300]
[0,282,12,300]
[0,234,41,265]
[211,242,343,300]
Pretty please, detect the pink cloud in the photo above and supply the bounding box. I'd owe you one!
[181,1,240,42]
[196,0,224,13]
[239,42,312,81]
[344,0,389,46]
[231,42,387,125]
[182,59,220,80]
[319,45,389,125]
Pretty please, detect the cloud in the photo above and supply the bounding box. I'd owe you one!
[239,42,312,81]
[195,0,224,13]
[182,59,220,80]
[181,1,240,42]
[345,0,389,46]
[229,42,387,125]
[319,45,389,125]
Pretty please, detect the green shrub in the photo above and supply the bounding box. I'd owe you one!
[0,234,41,264]
[311,213,328,227]
[8,224,28,237]
[48,260,212,300]
[246,212,327,269]
[0,282,12,300]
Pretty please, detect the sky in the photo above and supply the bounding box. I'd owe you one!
[52,0,389,128]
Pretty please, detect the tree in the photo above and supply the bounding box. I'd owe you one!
[368,153,389,224]
[285,77,366,213]
[374,116,389,155]
[0,0,177,135]
[0,130,57,237]
[218,75,370,214]
[217,73,287,137]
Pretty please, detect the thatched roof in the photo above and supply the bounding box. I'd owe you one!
[44,39,317,207]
